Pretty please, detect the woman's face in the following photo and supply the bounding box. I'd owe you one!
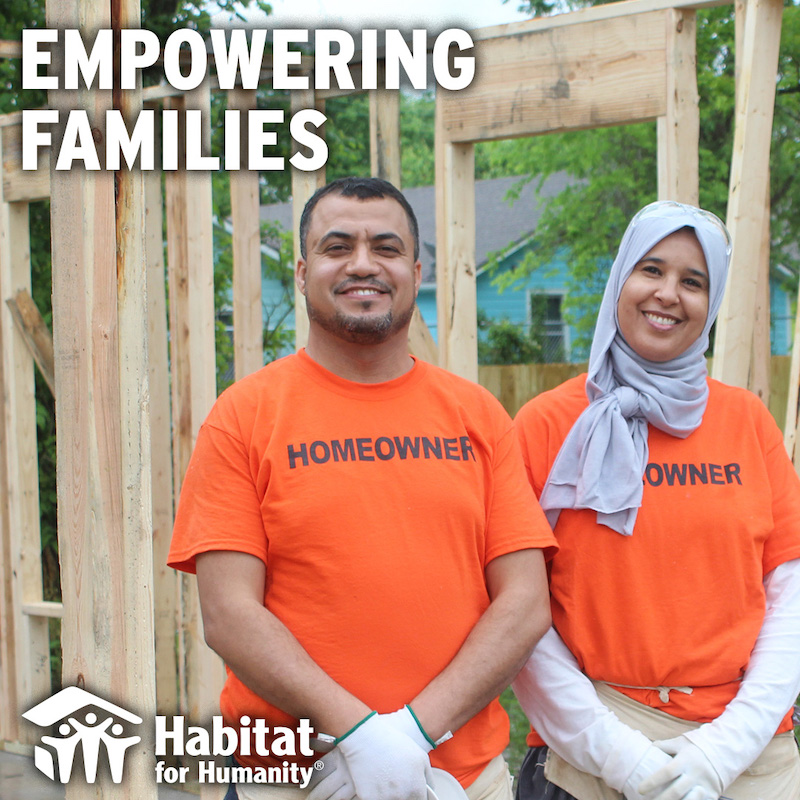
[617,228,710,362]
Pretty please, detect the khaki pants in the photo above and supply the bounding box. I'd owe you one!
[544,683,800,800]
[235,754,513,800]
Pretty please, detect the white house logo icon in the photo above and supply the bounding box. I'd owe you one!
[22,686,142,784]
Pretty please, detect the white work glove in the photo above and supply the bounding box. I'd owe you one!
[663,558,800,790]
[622,745,673,800]
[307,748,357,800]
[637,735,722,800]
[382,705,436,753]
[335,711,433,800]
[512,627,660,793]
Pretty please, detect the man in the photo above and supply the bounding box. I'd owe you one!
[168,177,557,800]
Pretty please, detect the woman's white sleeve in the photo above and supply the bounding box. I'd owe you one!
[682,557,800,788]
[512,627,657,791]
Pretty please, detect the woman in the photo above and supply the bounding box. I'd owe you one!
[512,201,800,800]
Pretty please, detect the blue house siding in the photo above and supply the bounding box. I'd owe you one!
[259,177,794,363]
[771,280,792,356]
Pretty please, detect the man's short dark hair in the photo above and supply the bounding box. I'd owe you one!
[299,177,420,262]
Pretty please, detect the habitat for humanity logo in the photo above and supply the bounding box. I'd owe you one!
[22,686,142,783]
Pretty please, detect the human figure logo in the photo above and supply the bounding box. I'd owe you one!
[22,686,142,784]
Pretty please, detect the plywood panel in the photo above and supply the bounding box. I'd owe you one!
[439,11,668,144]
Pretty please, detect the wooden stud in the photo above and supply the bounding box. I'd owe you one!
[145,161,178,717]
[44,0,158,794]
[712,0,783,387]
[1,124,50,204]
[435,134,477,381]
[291,89,326,351]
[783,279,800,457]
[5,289,55,395]
[749,202,772,404]
[657,8,699,204]
[369,73,402,189]
[163,83,225,775]
[0,158,49,744]
[228,88,264,380]
[0,151,19,747]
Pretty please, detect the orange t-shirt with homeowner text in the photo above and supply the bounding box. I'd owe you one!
[515,374,800,747]
[169,349,557,786]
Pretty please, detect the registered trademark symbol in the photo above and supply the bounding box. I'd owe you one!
[314,760,324,771]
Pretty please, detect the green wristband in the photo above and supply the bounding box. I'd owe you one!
[334,711,377,745]
[406,704,438,749]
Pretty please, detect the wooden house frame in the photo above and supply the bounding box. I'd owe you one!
[0,0,794,796]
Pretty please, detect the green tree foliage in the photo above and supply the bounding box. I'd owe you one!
[478,309,544,364]
[484,1,799,352]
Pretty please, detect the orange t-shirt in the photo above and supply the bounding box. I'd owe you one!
[169,349,557,786]
[515,374,800,747]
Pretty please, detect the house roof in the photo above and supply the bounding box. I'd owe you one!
[259,171,572,283]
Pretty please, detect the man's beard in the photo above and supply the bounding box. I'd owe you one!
[305,296,415,345]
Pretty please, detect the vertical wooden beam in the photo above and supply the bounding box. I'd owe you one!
[657,8,699,204]
[112,0,158,789]
[45,0,158,794]
[0,297,14,746]
[750,203,771,404]
[0,143,38,746]
[145,163,178,717]
[164,82,225,787]
[711,0,783,387]
[1,195,49,741]
[369,70,402,189]
[368,79,435,363]
[291,89,326,351]
[228,89,264,380]
[733,0,771,406]
[435,113,477,381]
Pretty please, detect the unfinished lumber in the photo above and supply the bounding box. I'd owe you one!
[145,163,178,717]
[439,11,668,145]
[291,89,326,351]
[0,156,49,744]
[657,8,699,203]
[435,132,477,381]
[712,0,783,388]
[45,0,157,795]
[5,289,55,395]
[369,75,402,189]
[1,124,50,203]
[229,88,265,380]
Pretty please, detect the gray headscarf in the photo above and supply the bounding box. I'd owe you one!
[540,201,732,536]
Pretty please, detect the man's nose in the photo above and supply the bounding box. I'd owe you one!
[345,243,379,275]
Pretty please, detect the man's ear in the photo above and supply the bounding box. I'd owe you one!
[295,260,307,295]
[413,259,422,297]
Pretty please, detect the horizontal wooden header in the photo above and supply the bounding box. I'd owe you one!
[438,10,669,144]
[1,124,49,203]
